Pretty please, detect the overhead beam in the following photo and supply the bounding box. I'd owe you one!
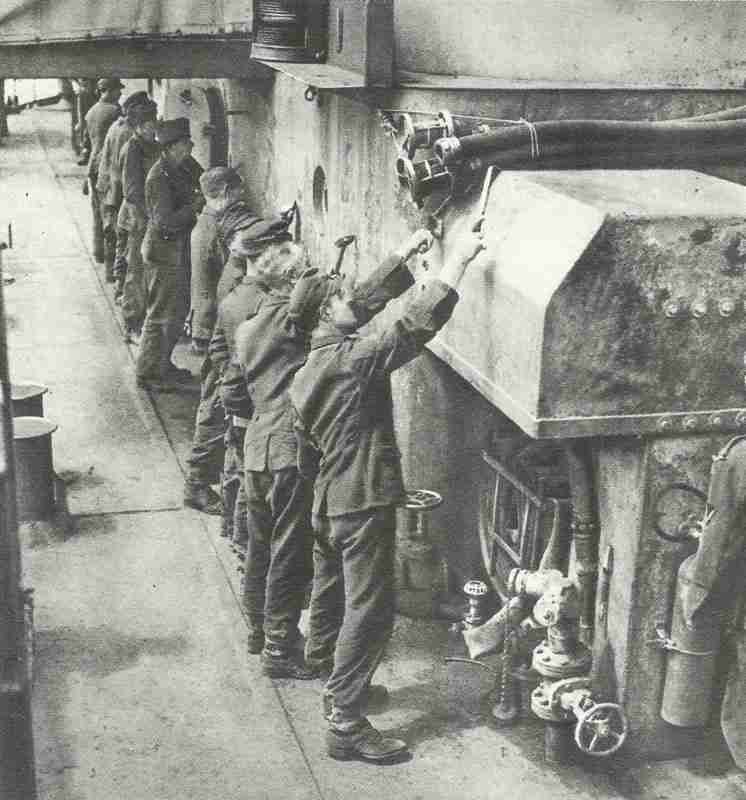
[0,37,263,78]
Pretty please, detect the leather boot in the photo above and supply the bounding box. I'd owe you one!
[326,719,408,763]
[183,482,223,515]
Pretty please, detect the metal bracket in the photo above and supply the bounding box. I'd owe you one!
[647,624,715,656]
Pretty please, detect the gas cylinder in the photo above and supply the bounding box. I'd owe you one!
[661,555,721,727]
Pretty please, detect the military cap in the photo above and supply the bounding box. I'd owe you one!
[156,117,191,147]
[200,166,242,199]
[346,258,415,324]
[228,216,293,256]
[130,101,158,127]
[288,269,341,327]
[97,77,125,92]
[122,90,151,112]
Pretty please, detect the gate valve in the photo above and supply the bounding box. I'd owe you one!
[543,676,628,757]
[463,580,489,628]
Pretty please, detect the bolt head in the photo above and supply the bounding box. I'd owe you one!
[463,580,488,597]
[691,300,708,319]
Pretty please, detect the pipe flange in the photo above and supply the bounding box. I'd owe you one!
[530,683,573,723]
[532,641,592,679]
[434,136,463,165]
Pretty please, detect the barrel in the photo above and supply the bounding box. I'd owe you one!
[14,416,58,520]
[11,382,47,417]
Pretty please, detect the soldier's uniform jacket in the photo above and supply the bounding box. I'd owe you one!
[231,293,307,472]
[209,276,272,373]
[289,279,458,517]
[84,100,121,181]
[117,133,159,233]
[192,207,224,285]
[96,117,134,205]
[142,155,204,266]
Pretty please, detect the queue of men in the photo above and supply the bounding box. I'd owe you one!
[85,78,485,764]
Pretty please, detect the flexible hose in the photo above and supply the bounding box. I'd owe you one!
[434,118,746,165]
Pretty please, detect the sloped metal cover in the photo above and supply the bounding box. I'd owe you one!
[0,0,252,43]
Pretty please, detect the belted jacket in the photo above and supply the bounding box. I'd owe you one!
[85,100,121,182]
[233,293,307,472]
[142,155,204,266]
[289,279,458,517]
[118,134,159,233]
[96,117,134,205]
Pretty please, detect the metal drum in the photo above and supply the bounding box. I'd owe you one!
[13,416,58,520]
[251,0,325,62]
[11,382,47,417]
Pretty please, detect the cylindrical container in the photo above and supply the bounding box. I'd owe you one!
[11,382,47,417]
[13,416,58,520]
[661,555,722,727]
[252,0,324,62]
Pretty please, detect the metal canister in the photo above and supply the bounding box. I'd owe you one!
[13,416,58,520]
[661,555,721,727]
[11,382,47,417]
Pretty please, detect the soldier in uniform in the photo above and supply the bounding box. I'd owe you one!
[97,90,151,286]
[227,241,319,677]
[96,92,152,299]
[118,101,159,342]
[288,229,485,762]
[135,118,204,391]
[190,168,244,355]
[183,204,294,514]
[183,196,263,515]
[84,78,123,265]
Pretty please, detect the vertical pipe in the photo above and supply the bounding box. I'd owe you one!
[565,441,600,648]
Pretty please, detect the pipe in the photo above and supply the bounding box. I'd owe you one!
[434,118,746,165]
[565,442,599,648]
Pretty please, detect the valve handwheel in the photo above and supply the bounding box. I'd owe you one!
[403,489,443,511]
[574,702,628,757]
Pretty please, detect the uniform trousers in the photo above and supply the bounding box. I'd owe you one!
[120,225,146,331]
[222,424,248,544]
[306,505,396,720]
[113,227,129,292]
[89,184,105,263]
[185,354,225,485]
[242,467,313,650]
[135,244,190,379]
[101,203,119,275]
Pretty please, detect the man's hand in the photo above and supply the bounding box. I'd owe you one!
[397,228,434,262]
[452,231,486,267]
[436,230,486,289]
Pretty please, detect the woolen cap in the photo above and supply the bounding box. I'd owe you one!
[97,78,125,92]
[156,117,191,147]
[122,91,151,112]
[200,167,242,199]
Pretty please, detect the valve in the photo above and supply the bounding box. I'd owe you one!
[463,579,488,628]
[532,676,628,760]
[574,702,628,757]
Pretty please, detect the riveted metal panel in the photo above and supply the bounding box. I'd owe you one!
[428,170,746,438]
